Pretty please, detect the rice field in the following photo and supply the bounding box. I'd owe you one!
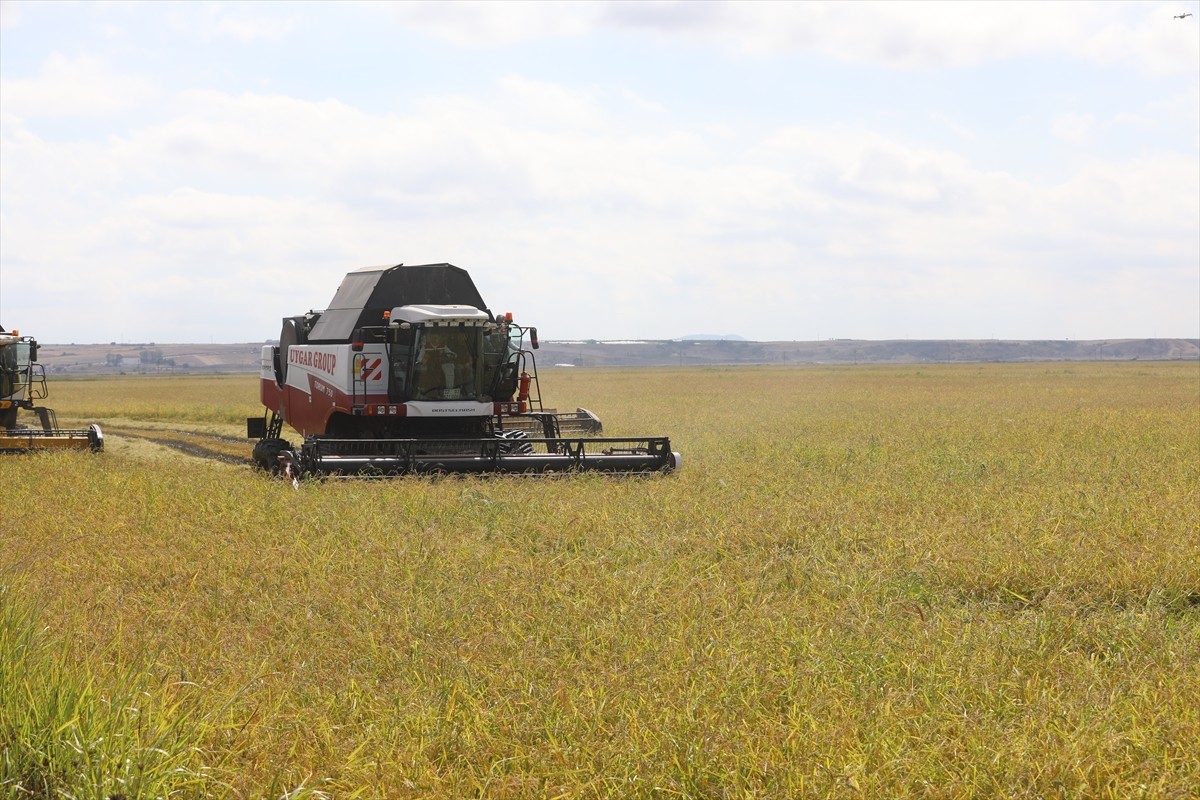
[2,362,1198,798]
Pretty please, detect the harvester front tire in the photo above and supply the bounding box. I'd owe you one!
[252,437,292,474]
[496,429,534,454]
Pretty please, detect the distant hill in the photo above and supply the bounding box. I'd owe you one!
[33,338,1200,375]
[534,338,1200,368]
[680,334,748,341]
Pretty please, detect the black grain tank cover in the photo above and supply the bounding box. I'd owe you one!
[305,263,488,342]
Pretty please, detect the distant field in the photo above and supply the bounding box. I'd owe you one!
[2,363,1198,798]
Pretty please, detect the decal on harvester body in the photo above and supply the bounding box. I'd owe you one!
[287,346,343,385]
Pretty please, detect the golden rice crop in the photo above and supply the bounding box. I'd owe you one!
[2,362,1197,798]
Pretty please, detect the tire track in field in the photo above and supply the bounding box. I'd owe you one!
[104,426,253,466]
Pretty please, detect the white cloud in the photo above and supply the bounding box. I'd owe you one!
[207,9,299,43]
[4,70,1196,342]
[383,0,599,47]
[495,75,609,130]
[1051,112,1096,145]
[1,2,1196,342]
[0,53,160,118]
[385,1,1200,75]
[0,0,21,29]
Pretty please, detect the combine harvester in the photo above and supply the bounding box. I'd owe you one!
[248,263,680,477]
[1,326,103,453]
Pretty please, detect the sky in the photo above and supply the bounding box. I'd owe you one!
[1,0,1197,344]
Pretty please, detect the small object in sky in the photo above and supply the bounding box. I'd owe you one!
[1174,12,1193,18]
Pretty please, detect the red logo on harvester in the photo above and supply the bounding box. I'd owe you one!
[359,357,383,381]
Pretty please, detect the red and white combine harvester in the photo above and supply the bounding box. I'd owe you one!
[248,263,680,477]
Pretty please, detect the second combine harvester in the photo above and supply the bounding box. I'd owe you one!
[248,263,680,477]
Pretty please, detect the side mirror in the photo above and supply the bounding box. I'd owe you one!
[529,328,539,349]
[29,342,38,362]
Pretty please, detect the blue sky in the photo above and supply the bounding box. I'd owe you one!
[1,0,1197,343]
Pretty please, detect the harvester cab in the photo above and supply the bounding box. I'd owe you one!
[0,326,104,453]
[248,263,679,477]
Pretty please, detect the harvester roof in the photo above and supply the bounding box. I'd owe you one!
[306,263,488,342]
